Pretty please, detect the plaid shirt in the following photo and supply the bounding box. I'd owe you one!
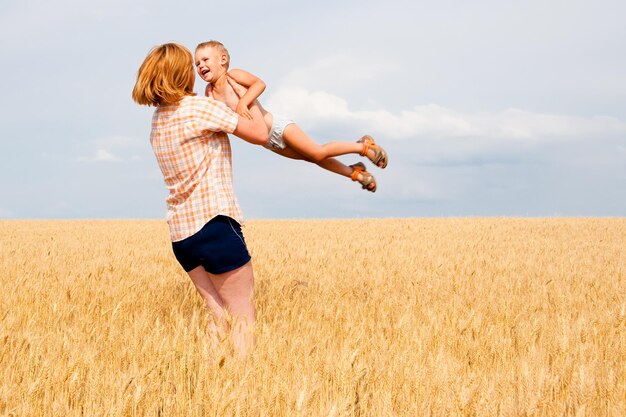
[150,95,241,242]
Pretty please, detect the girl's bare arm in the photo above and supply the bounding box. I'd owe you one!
[227,69,266,119]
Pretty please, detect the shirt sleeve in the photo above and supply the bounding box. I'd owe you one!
[194,96,239,134]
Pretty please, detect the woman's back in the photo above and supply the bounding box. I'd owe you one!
[150,95,242,241]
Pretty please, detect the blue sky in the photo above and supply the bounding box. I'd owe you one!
[1,0,624,219]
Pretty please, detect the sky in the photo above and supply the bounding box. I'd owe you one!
[0,0,625,219]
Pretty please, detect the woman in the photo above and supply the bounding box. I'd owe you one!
[132,43,268,355]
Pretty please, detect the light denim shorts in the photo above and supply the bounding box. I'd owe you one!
[265,114,294,150]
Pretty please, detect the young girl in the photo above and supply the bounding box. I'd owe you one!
[194,40,388,192]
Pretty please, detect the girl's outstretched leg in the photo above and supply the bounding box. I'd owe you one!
[271,146,376,191]
[272,146,352,177]
[282,124,388,169]
[282,124,363,162]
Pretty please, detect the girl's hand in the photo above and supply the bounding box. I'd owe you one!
[236,102,253,120]
[228,76,252,119]
[227,76,247,98]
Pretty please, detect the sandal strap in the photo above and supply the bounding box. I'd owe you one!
[358,136,374,157]
[359,135,387,169]
[350,163,365,181]
[360,142,369,157]
[349,162,376,192]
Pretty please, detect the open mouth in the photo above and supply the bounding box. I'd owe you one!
[201,68,210,77]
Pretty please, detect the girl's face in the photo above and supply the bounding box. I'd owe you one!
[194,47,227,83]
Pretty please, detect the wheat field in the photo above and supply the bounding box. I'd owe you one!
[0,218,624,416]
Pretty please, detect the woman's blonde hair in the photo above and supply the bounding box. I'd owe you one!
[132,43,195,107]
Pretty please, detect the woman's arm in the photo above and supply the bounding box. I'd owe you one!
[232,102,269,146]
[227,69,266,119]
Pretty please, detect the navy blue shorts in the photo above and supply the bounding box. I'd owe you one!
[171,215,251,274]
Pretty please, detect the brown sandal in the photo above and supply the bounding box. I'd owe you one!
[357,135,388,169]
[350,162,377,192]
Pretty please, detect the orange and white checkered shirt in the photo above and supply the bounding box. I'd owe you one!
[150,95,241,242]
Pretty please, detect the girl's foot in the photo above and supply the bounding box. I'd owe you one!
[357,135,388,169]
[350,162,377,192]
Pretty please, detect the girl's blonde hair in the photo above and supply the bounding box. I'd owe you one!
[195,40,230,70]
[132,43,195,107]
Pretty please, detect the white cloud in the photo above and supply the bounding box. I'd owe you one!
[267,87,626,143]
[94,135,144,149]
[76,135,145,163]
[267,88,351,120]
[97,149,121,162]
[76,149,121,163]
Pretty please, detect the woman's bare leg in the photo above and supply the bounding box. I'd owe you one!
[209,261,256,356]
[187,266,228,346]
